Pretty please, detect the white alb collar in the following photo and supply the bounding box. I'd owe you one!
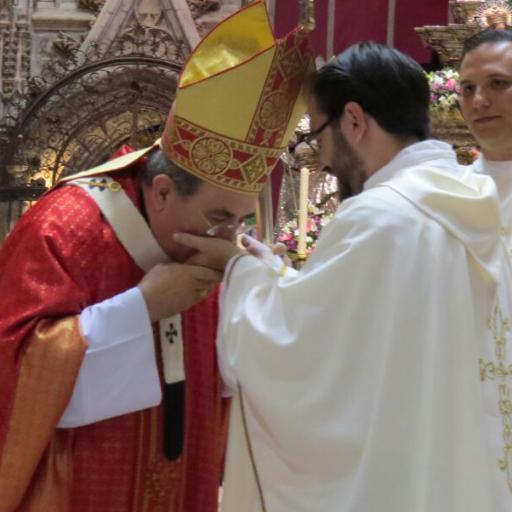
[364,140,457,190]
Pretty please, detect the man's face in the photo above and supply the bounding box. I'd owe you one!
[307,96,366,199]
[145,178,257,262]
[459,42,512,160]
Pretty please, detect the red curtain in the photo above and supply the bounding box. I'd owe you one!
[273,0,448,65]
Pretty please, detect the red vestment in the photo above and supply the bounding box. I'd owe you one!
[0,151,229,512]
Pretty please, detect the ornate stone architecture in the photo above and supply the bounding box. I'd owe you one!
[0,0,242,238]
[187,0,220,19]
[0,1,35,112]
[190,0,240,36]
[416,0,512,65]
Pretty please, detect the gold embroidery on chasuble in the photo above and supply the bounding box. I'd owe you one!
[73,177,123,192]
[132,330,182,512]
[480,303,512,490]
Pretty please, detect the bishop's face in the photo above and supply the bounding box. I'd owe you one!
[459,42,512,161]
[144,177,256,262]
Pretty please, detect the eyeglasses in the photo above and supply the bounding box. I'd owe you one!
[200,211,252,238]
[302,114,339,153]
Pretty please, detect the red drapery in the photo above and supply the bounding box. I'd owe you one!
[273,0,448,65]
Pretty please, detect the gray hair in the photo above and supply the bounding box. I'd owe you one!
[142,148,202,197]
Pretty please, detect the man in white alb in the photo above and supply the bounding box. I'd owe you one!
[459,29,512,238]
[176,41,512,511]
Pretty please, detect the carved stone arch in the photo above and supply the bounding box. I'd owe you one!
[0,48,180,188]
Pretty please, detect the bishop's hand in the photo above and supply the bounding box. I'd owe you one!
[138,262,223,322]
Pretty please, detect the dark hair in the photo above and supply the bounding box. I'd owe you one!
[142,148,201,197]
[308,41,430,141]
[461,28,512,60]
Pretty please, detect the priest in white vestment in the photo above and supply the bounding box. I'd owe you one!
[459,30,512,254]
[177,42,512,511]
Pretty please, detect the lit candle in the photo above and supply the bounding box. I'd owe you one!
[297,167,309,258]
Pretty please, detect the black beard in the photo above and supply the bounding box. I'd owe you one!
[329,131,366,200]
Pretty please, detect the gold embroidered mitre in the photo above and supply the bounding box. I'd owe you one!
[161,1,314,195]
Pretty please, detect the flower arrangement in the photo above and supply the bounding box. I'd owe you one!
[426,68,460,112]
[277,203,333,259]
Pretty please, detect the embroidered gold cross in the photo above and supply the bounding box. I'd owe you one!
[75,178,122,192]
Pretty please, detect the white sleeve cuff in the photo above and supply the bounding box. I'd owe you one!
[58,287,162,428]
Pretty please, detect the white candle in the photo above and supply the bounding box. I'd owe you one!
[297,167,309,258]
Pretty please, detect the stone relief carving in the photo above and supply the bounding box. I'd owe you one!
[53,32,83,59]
[0,0,226,235]
[0,8,31,102]
[135,0,163,27]
[0,1,14,12]
[79,0,107,15]
[114,0,185,61]
[187,0,220,19]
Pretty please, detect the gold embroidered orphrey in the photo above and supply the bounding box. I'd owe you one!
[480,302,512,490]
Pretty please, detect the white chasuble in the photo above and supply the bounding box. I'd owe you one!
[471,157,512,508]
[218,141,511,512]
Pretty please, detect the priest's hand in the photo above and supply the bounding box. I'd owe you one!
[138,263,223,322]
[234,235,292,274]
[174,233,243,272]
[241,235,289,268]
[175,233,291,274]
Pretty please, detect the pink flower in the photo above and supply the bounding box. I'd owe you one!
[445,78,457,91]
[306,218,316,232]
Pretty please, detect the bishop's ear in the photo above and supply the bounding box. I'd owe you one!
[149,174,176,211]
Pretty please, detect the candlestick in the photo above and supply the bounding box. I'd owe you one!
[297,167,309,259]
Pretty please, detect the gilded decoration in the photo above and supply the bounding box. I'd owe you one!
[191,137,232,175]
[247,29,313,149]
[415,1,485,164]
[259,91,291,131]
[416,1,512,65]
[168,116,281,194]
[241,154,266,184]
[279,47,304,79]
[476,0,512,29]
[480,304,512,490]
[144,458,180,503]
